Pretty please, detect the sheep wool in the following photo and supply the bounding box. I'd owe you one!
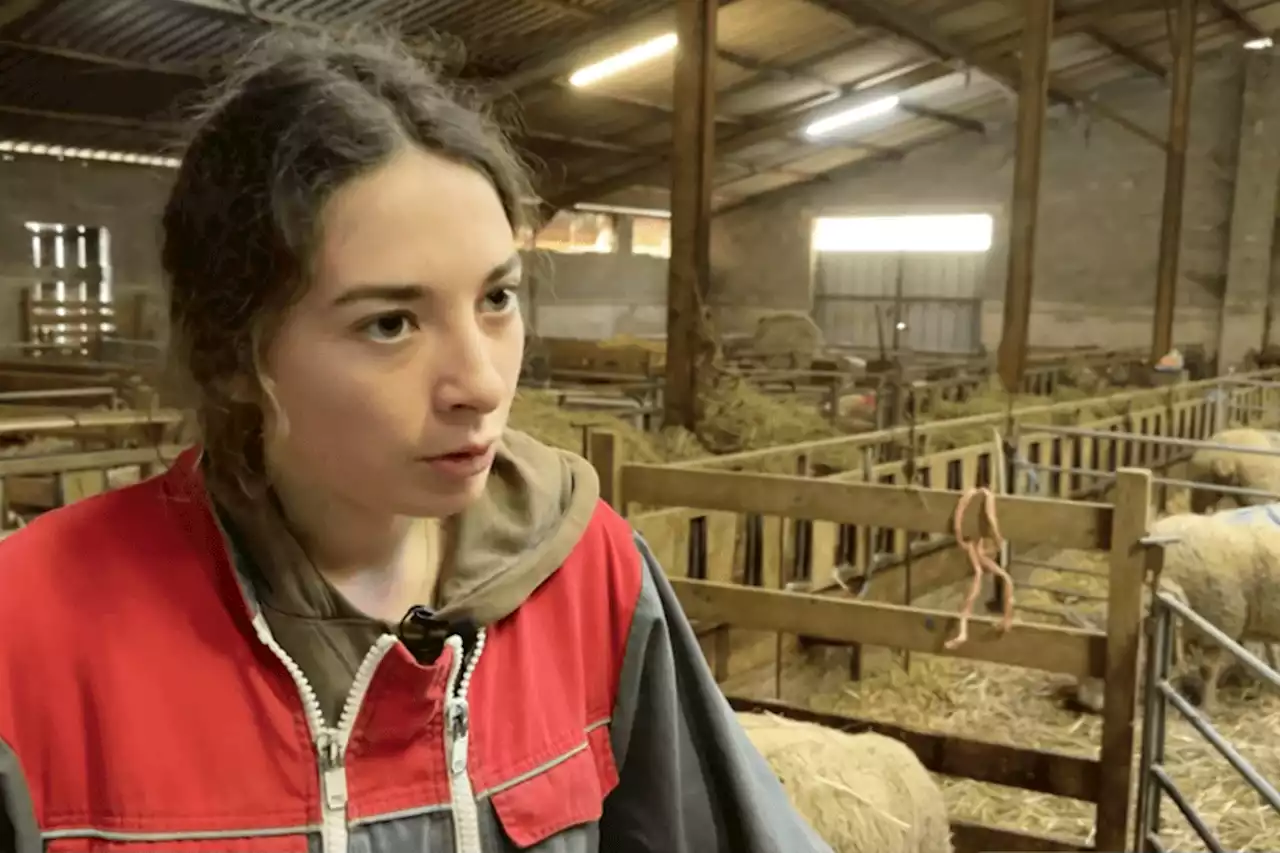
[737,712,953,853]
[1146,510,1280,709]
[1186,428,1280,512]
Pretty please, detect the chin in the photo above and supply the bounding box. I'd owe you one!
[396,471,491,517]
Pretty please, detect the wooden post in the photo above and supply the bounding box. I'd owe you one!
[996,0,1054,392]
[1151,0,1198,363]
[587,429,621,511]
[1096,468,1152,852]
[663,0,718,430]
[18,289,31,344]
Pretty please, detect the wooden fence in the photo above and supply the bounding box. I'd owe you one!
[608,440,1155,853]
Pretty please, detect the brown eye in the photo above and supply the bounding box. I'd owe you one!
[360,311,417,343]
[481,287,518,314]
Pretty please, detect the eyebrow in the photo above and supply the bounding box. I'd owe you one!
[332,254,524,307]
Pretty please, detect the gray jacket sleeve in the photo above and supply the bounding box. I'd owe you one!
[0,735,39,853]
[599,535,832,853]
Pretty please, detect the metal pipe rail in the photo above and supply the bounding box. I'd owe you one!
[1025,423,1280,459]
[1012,556,1108,578]
[1217,376,1280,389]
[0,387,118,403]
[1011,459,1280,502]
[1135,589,1280,852]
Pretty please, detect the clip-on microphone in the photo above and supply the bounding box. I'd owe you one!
[397,605,478,665]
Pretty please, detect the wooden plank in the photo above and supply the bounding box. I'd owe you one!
[58,469,107,503]
[0,445,184,477]
[704,511,737,584]
[728,697,1099,802]
[622,465,1111,550]
[0,410,181,438]
[586,429,620,509]
[5,477,54,509]
[1095,469,1151,852]
[949,820,1088,853]
[631,508,692,578]
[671,579,1105,677]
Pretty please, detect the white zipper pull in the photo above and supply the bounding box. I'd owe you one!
[318,729,349,811]
[443,631,485,853]
[448,697,470,776]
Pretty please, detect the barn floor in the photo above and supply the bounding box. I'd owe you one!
[728,547,1280,852]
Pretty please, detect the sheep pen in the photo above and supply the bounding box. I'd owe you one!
[723,541,1280,852]
[738,711,952,853]
[700,440,1280,852]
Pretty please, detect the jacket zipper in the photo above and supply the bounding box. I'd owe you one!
[251,614,397,853]
[444,629,487,853]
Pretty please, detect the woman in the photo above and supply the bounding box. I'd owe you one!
[0,30,831,853]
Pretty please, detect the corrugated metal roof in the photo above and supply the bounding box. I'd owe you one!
[0,0,1274,206]
[16,0,249,66]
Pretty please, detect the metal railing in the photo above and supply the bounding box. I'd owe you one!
[1134,590,1280,852]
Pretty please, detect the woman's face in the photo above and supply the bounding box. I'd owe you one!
[261,147,525,519]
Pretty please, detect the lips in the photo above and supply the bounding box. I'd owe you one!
[426,443,492,461]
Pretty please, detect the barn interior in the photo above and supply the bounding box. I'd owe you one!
[1,0,1279,851]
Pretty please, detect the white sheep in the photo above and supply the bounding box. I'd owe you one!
[1145,510,1280,711]
[737,712,952,853]
[1186,428,1280,513]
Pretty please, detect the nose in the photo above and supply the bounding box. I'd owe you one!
[432,320,507,416]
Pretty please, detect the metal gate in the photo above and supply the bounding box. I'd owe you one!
[813,251,983,354]
[1135,590,1280,851]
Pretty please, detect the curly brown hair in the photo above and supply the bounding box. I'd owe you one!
[161,28,535,505]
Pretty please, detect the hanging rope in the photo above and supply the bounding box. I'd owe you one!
[946,487,1016,650]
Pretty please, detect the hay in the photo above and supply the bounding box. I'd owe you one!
[739,712,953,853]
[0,437,78,457]
[748,312,826,371]
[508,390,701,463]
[509,381,844,468]
[597,334,665,354]
[514,362,1147,474]
[697,376,843,459]
[735,549,1280,852]
[1013,548,1109,626]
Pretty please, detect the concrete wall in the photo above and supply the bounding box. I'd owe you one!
[0,155,173,345]
[0,155,664,346]
[712,50,1254,353]
[525,249,668,340]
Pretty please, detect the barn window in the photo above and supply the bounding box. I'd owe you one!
[519,210,617,255]
[812,213,994,254]
[631,215,671,258]
[25,222,113,355]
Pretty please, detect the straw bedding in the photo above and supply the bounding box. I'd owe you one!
[727,548,1280,852]
[739,712,952,853]
[510,383,847,468]
[512,377,1134,472]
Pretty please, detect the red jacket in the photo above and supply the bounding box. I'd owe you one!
[0,448,829,853]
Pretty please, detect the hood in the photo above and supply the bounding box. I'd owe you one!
[433,428,600,625]
[218,427,600,627]
[206,430,599,722]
